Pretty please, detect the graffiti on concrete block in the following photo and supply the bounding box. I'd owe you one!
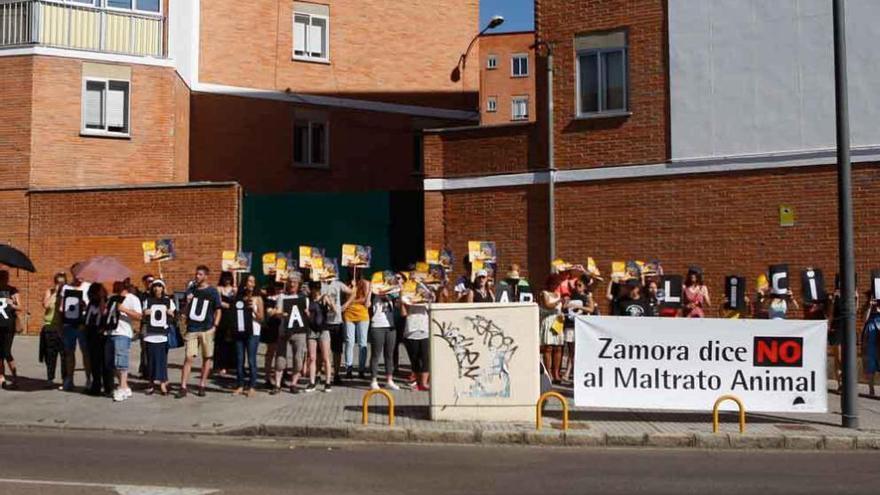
[434,314,519,400]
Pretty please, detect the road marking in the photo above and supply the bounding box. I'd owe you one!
[0,477,218,495]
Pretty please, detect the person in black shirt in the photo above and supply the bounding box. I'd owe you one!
[563,276,595,383]
[142,280,175,396]
[467,269,496,303]
[0,270,21,390]
[615,279,654,317]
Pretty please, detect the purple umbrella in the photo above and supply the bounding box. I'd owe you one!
[73,256,132,283]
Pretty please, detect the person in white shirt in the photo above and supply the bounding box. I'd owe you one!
[107,281,142,402]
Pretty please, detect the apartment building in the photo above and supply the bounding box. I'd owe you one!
[479,31,535,125]
[424,0,880,313]
[0,0,480,330]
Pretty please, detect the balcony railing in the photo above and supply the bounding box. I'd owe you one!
[0,0,163,58]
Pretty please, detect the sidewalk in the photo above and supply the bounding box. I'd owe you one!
[2,336,879,450]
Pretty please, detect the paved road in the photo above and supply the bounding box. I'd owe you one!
[0,430,877,494]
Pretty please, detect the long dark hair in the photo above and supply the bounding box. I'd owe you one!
[237,274,259,298]
[218,271,235,287]
[685,269,703,287]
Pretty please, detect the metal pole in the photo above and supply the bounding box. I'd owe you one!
[547,49,556,263]
[832,0,858,429]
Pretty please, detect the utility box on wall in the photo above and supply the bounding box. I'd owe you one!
[429,302,539,422]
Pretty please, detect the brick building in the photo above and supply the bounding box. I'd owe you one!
[0,0,481,331]
[478,31,536,125]
[424,0,880,314]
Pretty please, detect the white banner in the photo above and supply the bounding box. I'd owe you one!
[575,316,828,413]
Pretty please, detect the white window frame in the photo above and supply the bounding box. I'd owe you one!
[293,119,330,169]
[511,96,529,121]
[101,0,163,16]
[81,77,131,138]
[486,54,498,70]
[293,12,330,63]
[511,53,529,78]
[486,96,497,113]
[575,47,629,118]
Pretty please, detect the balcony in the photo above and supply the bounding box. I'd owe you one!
[0,0,163,58]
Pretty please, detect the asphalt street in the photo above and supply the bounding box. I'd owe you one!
[0,430,877,494]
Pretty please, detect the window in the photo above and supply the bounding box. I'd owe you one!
[486,96,497,113]
[487,55,498,70]
[576,30,628,116]
[511,54,528,77]
[293,12,329,62]
[105,0,161,13]
[293,120,328,167]
[511,96,528,121]
[82,79,130,136]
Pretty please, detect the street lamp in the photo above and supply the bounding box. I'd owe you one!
[459,15,505,70]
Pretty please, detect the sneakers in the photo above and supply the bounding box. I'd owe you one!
[122,387,132,399]
[386,381,400,391]
[345,367,353,380]
[323,383,332,393]
[112,388,129,402]
[176,387,188,399]
[370,380,380,391]
[305,382,317,393]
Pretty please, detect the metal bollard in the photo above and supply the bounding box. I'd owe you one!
[712,394,746,433]
[362,389,395,426]
[536,391,569,431]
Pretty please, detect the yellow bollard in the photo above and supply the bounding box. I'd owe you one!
[712,394,746,433]
[536,391,569,431]
[362,389,395,426]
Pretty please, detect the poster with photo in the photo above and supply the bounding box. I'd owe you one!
[467,241,496,263]
[470,260,496,282]
[341,244,372,268]
[222,251,252,273]
[142,239,175,264]
[298,246,325,269]
[320,257,339,280]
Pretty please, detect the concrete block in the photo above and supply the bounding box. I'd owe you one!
[646,433,694,448]
[480,430,526,445]
[262,424,310,438]
[349,426,408,443]
[783,435,823,450]
[728,433,785,449]
[823,435,856,450]
[524,430,565,446]
[564,431,606,447]
[856,436,880,450]
[407,428,479,444]
[606,433,647,447]
[694,432,730,449]
[305,425,352,439]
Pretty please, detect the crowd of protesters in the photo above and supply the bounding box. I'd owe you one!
[0,258,879,400]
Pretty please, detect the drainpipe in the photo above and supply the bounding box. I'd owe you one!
[546,45,556,263]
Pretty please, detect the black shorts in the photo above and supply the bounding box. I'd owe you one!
[326,324,344,354]
[0,328,14,361]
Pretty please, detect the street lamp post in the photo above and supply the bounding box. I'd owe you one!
[832,0,858,429]
[459,15,505,71]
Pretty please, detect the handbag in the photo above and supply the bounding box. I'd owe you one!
[167,324,184,349]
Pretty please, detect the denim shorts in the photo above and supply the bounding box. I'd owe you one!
[111,335,132,371]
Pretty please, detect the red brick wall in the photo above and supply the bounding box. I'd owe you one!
[423,123,536,178]
[199,0,480,110]
[0,57,33,189]
[15,184,240,333]
[437,164,880,315]
[189,92,422,193]
[28,56,187,188]
[535,0,668,169]
[479,32,536,125]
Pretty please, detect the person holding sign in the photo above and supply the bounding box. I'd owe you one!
[342,270,371,380]
[540,275,565,383]
[305,281,331,393]
[563,276,595,383]
[142,280,175,396]
[214,271,238,379]
[260,282,283,390]
[0,270,21,390]
[40,272,67,387]
[60,265,92,391]
[682,267,710,318]
[272,274,310,395]
[83,283,111,397]
[466,269,495,303]
[401,282,433,391]
[178,265,222,399]
[615,279,654,317]
[233,274,263,397]
[368,281,400,391]
[108,281,143,402]
[861,276,880,397]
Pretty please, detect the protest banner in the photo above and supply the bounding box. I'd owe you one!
[467,241,496,263]
[430,302,539,421]
[142,239,175,264]
[574,316,827,412]
[221,251,252,273]
[341,244,371,268]
[298,246,325,269]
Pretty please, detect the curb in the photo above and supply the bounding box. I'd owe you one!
[5,421,880,451]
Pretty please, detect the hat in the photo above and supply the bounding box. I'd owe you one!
[475,269,489,278]
[625,278,641,288]
[506,264,521,280]
[149,279,166,289]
